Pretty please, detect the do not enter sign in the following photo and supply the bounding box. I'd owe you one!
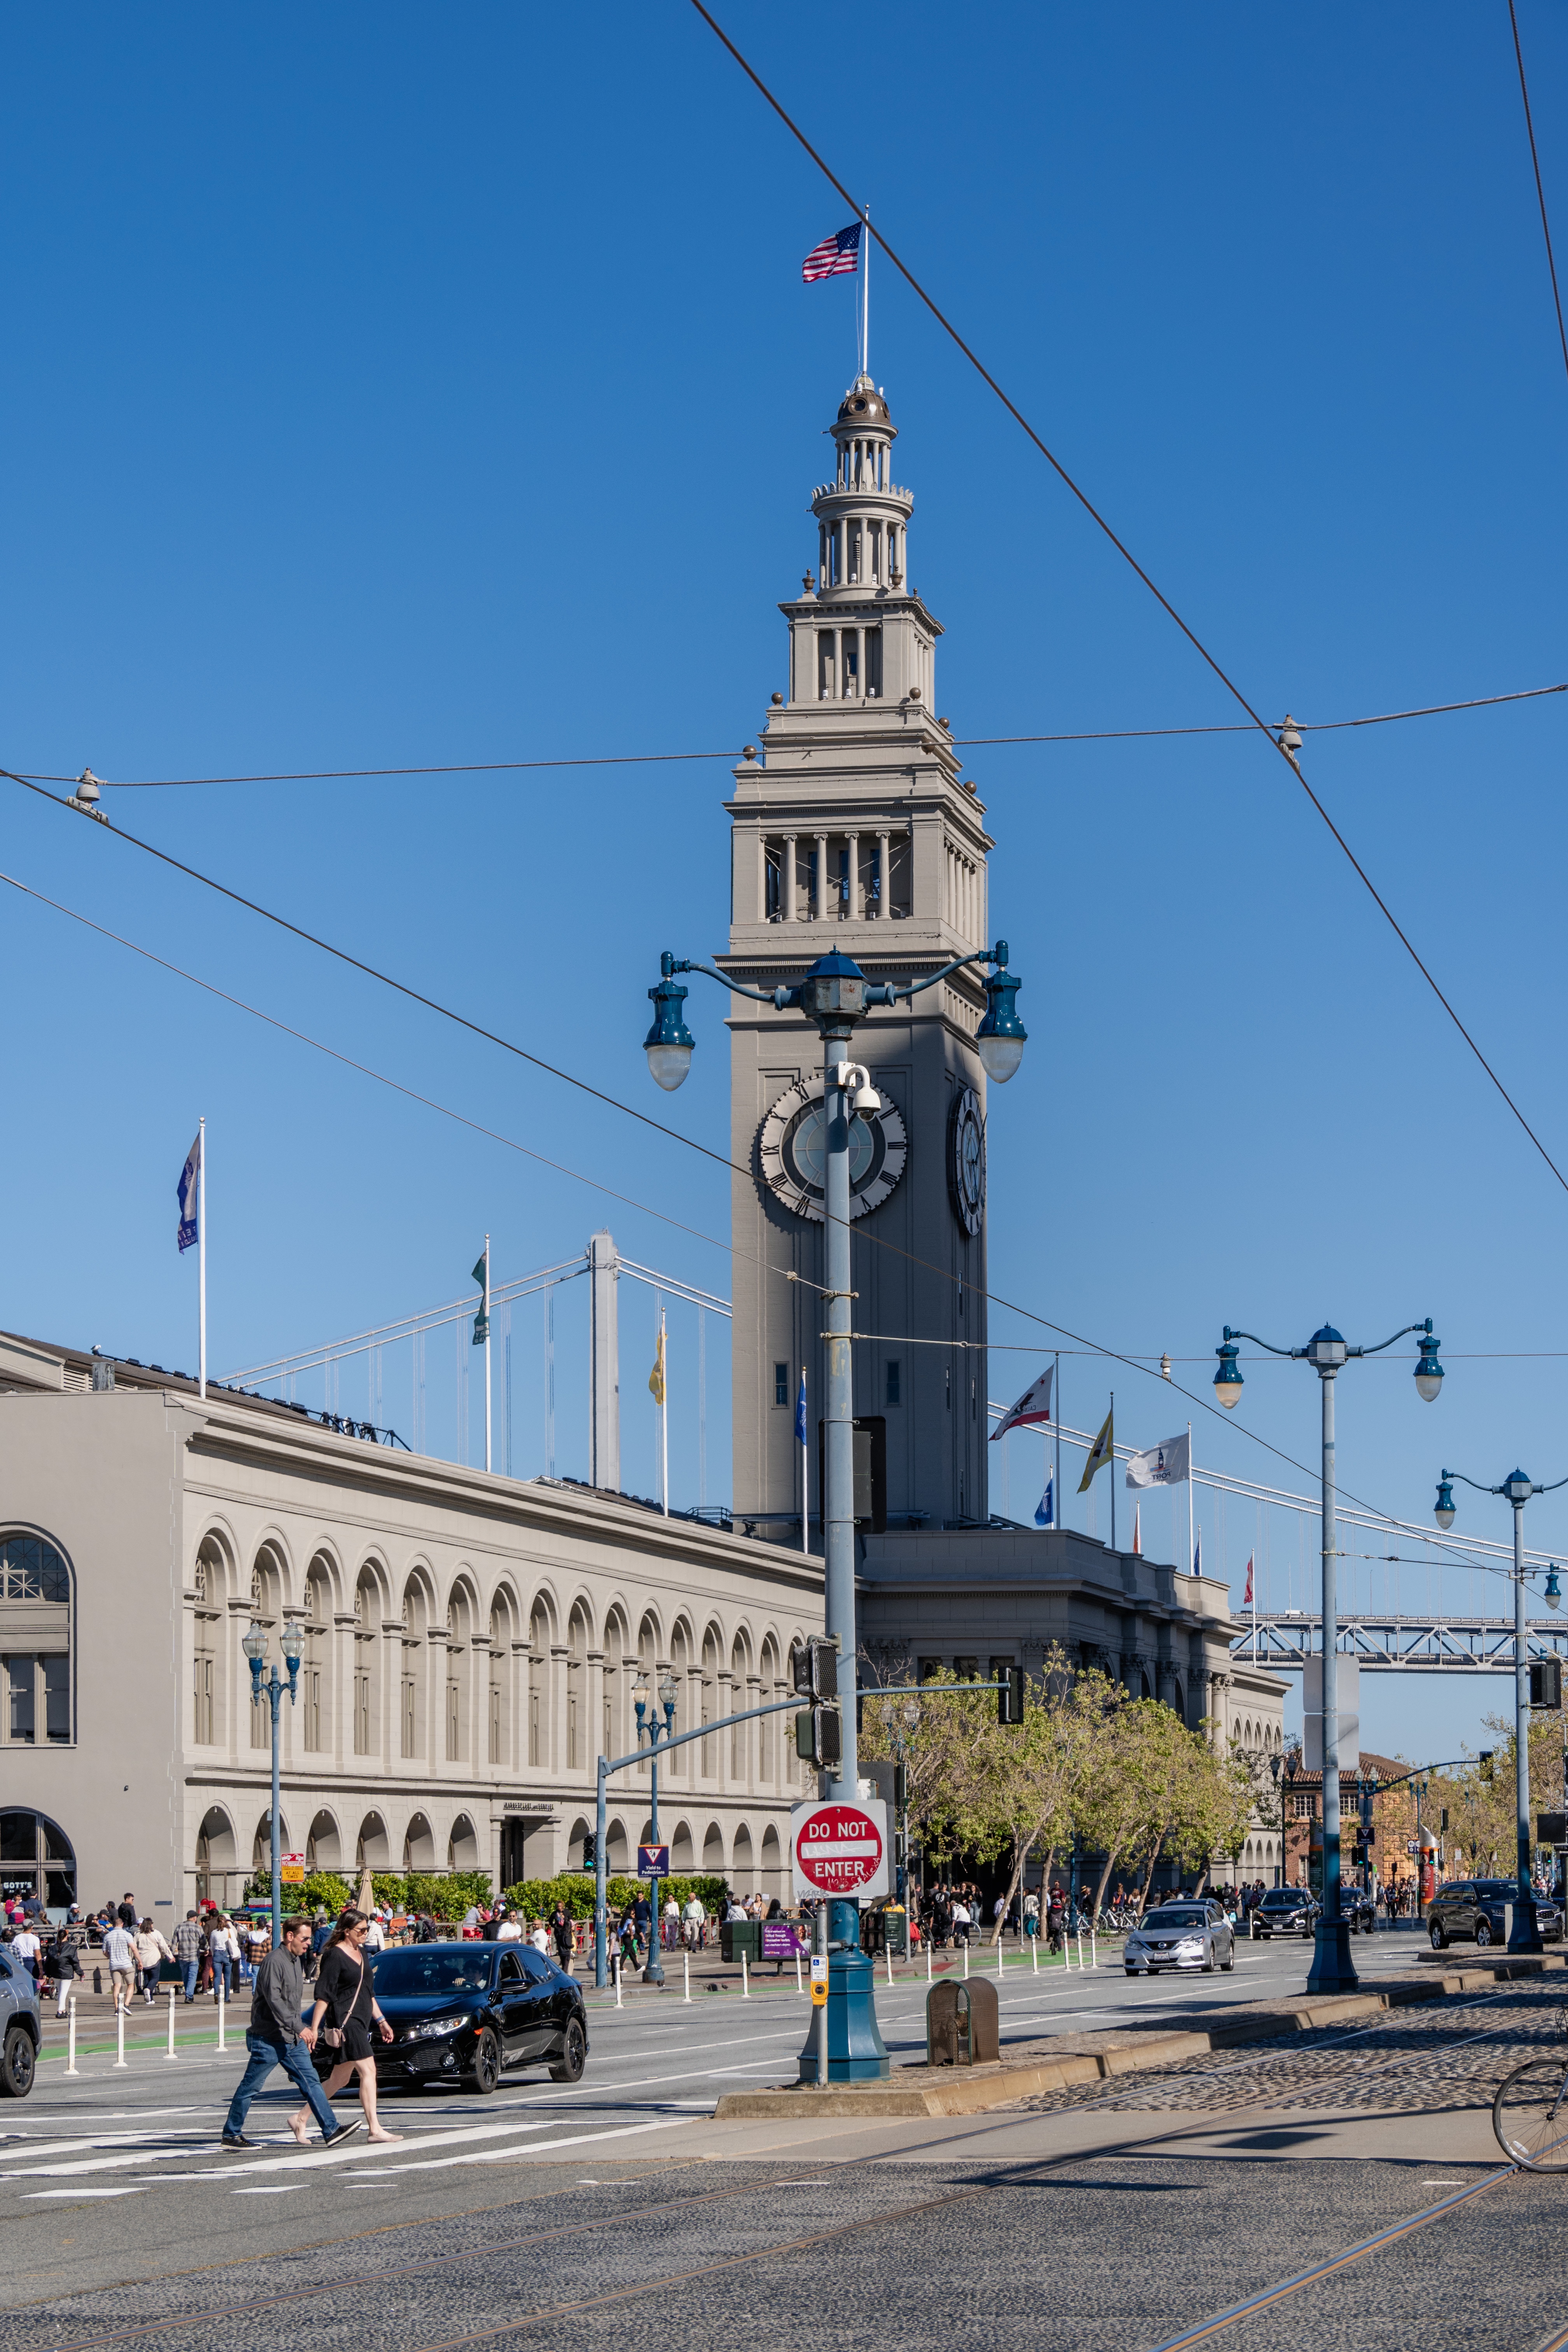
[791,1798,890,1900]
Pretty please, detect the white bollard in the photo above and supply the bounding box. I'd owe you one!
[65,1995,78,2077]
[217,1983,226,2052]
[1076,1928,1083,1972]
[1031,1935,1038,1975]
[614,1952,622,2008]
[997,1934,1004,1979]
[885,1945,893,1988]
[962,1941,969,1980]
[166,1985,178,2059]
[1090,1928,1097,1970]
[795,1950,803,1996]
[683,1948,691,2004]
[741,1953,749,2000]
[113,2000,127,2070]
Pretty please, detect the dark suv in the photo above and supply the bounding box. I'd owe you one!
[0,1944,40,2096]
[1428,1880,1564,1950]
[1250,1887,1321,1940]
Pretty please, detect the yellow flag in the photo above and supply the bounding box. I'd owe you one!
[648,1322,666,1407]
[1078,1405,1114,1493]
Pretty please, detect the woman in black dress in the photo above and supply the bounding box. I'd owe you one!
[287,1908,400,2145]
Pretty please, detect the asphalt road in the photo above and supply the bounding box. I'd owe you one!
[2,1934,1563,2350]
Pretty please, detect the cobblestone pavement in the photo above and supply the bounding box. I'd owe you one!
[1003,1975,1568,2118]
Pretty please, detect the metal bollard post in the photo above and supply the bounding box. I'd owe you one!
[795,1950,803,1996]
[926,1938,933,1984]
[962,1940,969,1980]
[113,2000,127,2070]
[217,1983,225,2053]
[614,1952,622,2009]
[1090,1928,1097,1970]
[65,1995,78,2077]
[885,1945,893,1988]
[166,1985,178,2059]
[1031,1935,1038,1975]
[683,1948,691,2004]
[997,1934,1004,1979]
[1076,1928,1083,1972]
[740,1953,749,2000]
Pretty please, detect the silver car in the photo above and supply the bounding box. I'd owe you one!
[0,1942,40,2096]
[1124,1901,1236,1976]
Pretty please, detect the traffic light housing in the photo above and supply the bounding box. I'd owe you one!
[1530,1659,1563,1710]
[793,1637,839,1701]
[1480,1751,1494,1781]
[795,1704,842,1770]
[893,1760,908,1811]
[581,1832,597,1869]
[998,1666,1025,1725]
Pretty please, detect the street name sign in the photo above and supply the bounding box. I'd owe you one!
[791,1798,890,1900]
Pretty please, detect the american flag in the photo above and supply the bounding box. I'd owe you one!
[802,221,861,282]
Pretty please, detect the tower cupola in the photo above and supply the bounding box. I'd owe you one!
[811,373,913,608]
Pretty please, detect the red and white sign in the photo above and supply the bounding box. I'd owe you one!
[791,1799,889,1900]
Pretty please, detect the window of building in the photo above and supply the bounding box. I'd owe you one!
[1293,1793,1311,1819]
[493,1685,505,1768]
[774,1363,789,1407]
[886,1360,901,1406]
[954,1656,980,1682]
[193,1654,214,1747]
[354,1668,371,1757]
[918,1657,942,1684]
[0,1809,75,1908]
[866,625,883,698]
[446,1676,460,1762]
[0,1535,72,1747]
[401,1672,416,1760]
[529,1688,541,1768]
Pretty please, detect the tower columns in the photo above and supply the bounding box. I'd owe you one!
[875,830,890,918]
[783,835,798,922]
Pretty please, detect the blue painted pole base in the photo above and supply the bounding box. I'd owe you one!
[1305,1915,1360,1997]
[1507,1896,1543,1955]
[796,1946,890,2083]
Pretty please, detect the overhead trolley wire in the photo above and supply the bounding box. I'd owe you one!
[1508,0,1568,396]
[686,0,1568,1202]
[8,681,1564,788]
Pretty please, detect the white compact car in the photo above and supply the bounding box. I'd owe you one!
[1124,1901,1236,1976]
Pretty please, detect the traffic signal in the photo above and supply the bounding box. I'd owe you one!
[997,1666,1025,1726]
[793,1637,839,1701]
[1440,1808,1449,1833]
[1530,1659,1563,1710]
[795,1704,843,1770]
[1480,1751,1494,1781]
[581,1832,597,1869]
[893,1760,909,1811]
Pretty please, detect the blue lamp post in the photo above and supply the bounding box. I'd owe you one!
[1213,1317,1442,1993]
[244,1617,303,1953]
[644,938,1025,2079]
[1432,1464,1567,1953]
[634,1668,679,1984]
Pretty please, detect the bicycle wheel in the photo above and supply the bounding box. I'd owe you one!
[1493,2059,1568,2169]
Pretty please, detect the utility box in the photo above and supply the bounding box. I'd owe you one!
[720,1920,760,1965]
[926,1976,999,2067]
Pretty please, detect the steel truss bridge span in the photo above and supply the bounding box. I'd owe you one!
[1233,1612,1568,1672]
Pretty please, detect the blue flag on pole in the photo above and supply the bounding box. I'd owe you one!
[794,1370,808,1446]
[177,1130,201,1253]
[1034,1476,1054,1530]
[1193,1531,1202,1576]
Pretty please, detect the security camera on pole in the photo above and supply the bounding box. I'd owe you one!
[643,936,1026,2079]
[1212,1316,1442,1994]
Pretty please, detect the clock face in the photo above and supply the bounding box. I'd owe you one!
[948,1086,986,1236]
[760,1075,908,1223]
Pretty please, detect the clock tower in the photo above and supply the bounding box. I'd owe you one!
[723,374,994,1541]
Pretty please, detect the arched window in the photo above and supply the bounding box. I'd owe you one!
[191,1536,226,1748]
[0,1809,74,1907]
[353,1570,380,1757]
[0,1533,72,1748]
[301,1559,333,1755]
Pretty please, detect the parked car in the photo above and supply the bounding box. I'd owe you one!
[1124,1902,1235,1976]
[0,1944,40,2096]
[1428,1879,1564,1951]
[366,1942,588,2094]
[1249,1887,1320,1941]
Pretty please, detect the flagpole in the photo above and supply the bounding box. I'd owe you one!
[801,1369,809,1555]
[1110,1392,1116,1554]
[197,1116,207,1401]
[483,1234,492,1475]
[861,208,870,377]
[660,1306,668,1518]
[1054,1354,1061,1533]
[1188,1420,1195,1577]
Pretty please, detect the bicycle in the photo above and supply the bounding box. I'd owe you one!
[1493,2014,1568,2170]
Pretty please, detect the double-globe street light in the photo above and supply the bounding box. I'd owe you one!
[633,1667,679,1984]
[1213,1317,1443,1993]
[644,938,1026,2079]
[243,1617,304,1954]
[1433,1466,1567,1952]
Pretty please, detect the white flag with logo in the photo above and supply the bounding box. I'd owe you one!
[1124,1431,1190,1489]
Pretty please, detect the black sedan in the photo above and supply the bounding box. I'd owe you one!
[1249,1888,1320,1940]
[368,1943,588,2095]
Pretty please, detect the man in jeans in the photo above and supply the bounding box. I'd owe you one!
[102,1916,137,2013]
[173,1911,203,2002]
[221,1915,359,2151]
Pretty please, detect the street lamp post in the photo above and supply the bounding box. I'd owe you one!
[1432,1464,1566,1953]
[1214,1316,1442,1994]
[1269,1752,1283,1889]
[634,1668,679,1984]
[644,938,1026,2079]
[243,1618,303,1953]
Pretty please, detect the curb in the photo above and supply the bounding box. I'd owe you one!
[712,1951,1567,2120]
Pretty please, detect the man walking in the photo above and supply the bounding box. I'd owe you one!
[173,1910,203,2003]
[220,1914,360,2151]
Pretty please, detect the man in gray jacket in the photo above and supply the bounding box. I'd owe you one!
[220,1916,360,2150]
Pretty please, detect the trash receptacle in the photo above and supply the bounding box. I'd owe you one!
[720,1919,761,1965]
[926,1974,999,2066]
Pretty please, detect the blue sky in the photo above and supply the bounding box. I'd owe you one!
[7,3,1568,1760]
